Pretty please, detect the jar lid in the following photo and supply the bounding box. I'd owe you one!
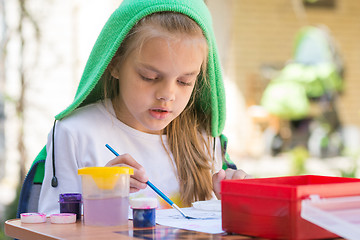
[78,167,134,190]
[78,166,134,176]
[20,213,46,223]
[59,193,82,203]
[50,213,77,224]
[130,197,158,209]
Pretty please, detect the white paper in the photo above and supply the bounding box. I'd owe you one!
[155,207,223,234]
[192,199,221,212]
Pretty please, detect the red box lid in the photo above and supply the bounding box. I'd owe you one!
[221,175,360,200]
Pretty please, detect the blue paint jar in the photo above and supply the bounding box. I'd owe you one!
[130,197,158,228]
[59,193,82,220]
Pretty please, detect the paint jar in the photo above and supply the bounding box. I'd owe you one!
[20,213,46,223]
[59,193,82,220]
[50,213,77,224]
[78,167,133,226]
[130,197,158,228]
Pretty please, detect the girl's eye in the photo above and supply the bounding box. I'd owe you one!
[140,75,157,81]
[177,79,193,86]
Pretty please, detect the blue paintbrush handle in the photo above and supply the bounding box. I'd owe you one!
[105,144,119,156]
[146,180,174,206]
[105,143,190,219]
[105,144,176,208]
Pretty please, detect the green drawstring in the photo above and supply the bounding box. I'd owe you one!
[220,134,237,170]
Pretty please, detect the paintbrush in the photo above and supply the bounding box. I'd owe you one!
[105,144,194,219]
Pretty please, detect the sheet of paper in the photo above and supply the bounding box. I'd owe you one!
[155,207,223,234]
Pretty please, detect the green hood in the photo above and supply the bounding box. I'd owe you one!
[55,0,226,137]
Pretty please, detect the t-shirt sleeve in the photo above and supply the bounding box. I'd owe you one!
[38,121,82,215]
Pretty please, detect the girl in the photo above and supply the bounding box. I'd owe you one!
[38,0,249,214]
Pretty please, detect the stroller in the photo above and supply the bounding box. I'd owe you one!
[261,25,344,158]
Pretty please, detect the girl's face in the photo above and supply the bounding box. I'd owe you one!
[111,36,205,134]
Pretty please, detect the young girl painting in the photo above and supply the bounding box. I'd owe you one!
[38,0,249,214]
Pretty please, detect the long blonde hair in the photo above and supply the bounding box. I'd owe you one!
[106,12,214,206]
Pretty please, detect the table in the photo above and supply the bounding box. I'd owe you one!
[5,218,253,240]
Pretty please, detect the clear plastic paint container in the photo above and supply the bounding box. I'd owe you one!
[59,193,82,220]
[130,197,158,228]
[78,167,134,226]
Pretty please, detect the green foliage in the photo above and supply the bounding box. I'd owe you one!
[291,146,309,175]
[340,167,357,178]
[340,147,359,178]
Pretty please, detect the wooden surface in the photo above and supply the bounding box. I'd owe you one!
[5,218,253,240]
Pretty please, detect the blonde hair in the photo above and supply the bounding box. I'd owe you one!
[106,12,214,206]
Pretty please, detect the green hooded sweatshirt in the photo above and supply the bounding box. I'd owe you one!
[30,0,230,184]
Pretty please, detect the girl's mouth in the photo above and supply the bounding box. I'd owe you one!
[153,109,167,112]
[149,108,170,120]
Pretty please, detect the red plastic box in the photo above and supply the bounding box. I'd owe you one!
[221,175,360,239]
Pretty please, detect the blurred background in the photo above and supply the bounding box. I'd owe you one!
[1,0,360,238]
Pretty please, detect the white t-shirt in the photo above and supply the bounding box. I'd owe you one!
[38,99,223,214]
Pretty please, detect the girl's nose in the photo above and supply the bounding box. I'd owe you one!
[156,81,175,102]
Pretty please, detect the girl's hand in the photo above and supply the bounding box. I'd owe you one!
[212,169,251,199]
[105,153,149,193]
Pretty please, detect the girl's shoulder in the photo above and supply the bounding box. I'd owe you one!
[57,100,113,131]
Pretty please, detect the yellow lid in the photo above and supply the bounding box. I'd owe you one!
[78,166,134,176]
[78,167,134,190]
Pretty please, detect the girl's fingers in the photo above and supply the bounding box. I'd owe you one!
[213,169,252,200]
[130,177,147,192]
[105,153,149,190]
[212,169,225,199]
[105,153,142,169]
[130,187,140,193]
[224,168,251,180]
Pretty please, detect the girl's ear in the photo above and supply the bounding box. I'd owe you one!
[108,63,120,79]
[110,67,120,79]
[108,58,120,79]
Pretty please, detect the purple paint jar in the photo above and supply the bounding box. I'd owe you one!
[59,193,82,220]
[130,198,158,228]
